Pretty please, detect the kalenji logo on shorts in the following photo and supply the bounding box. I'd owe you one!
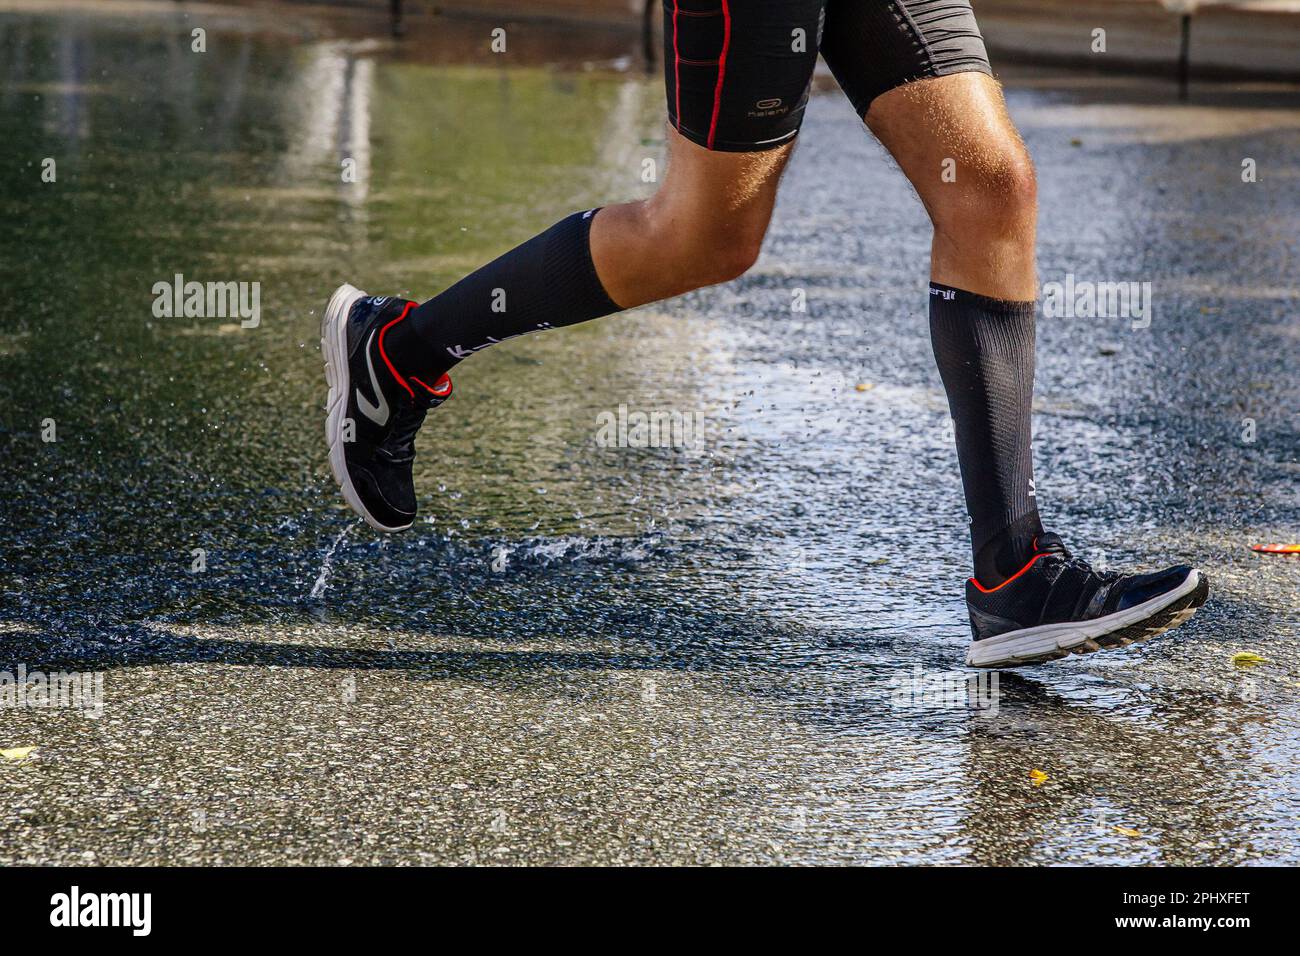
[748,97,786,118]
[49,886,152,937]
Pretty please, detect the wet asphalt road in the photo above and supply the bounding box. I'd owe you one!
[0,4,1298,864]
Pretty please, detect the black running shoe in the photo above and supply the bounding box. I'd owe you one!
[321,283,451,532]
[965,532,1209,667]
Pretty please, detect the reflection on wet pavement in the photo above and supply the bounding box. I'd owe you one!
[0,3,1297,864]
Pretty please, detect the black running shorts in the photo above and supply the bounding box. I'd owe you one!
[663,0,993,151]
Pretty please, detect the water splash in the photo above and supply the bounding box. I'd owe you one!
[309,525,352,599]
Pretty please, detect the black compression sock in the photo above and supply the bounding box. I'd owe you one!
[385,209,622,380]
[928,282,1044,585]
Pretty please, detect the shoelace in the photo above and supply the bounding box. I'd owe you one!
[1041,552,1123,585]
[1035,534,1123,584]
[376,398,430,464]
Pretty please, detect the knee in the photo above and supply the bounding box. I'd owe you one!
[931,140,1037,243]
[645,206,769,294]
[696,223,766,285]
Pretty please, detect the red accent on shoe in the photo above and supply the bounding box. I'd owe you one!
[969,552,1050,594]
[411,374,452,398]
[376,301,417,400]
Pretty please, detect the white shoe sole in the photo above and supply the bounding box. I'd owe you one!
[966,568,1208,668]
[321,282,412,534]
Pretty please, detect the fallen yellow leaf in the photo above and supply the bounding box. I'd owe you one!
[854,383,874,392]
[1113,826,1140,838]
[1231,652,1266,668]
[1,747,37,762]
[1029,768,1048,786]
